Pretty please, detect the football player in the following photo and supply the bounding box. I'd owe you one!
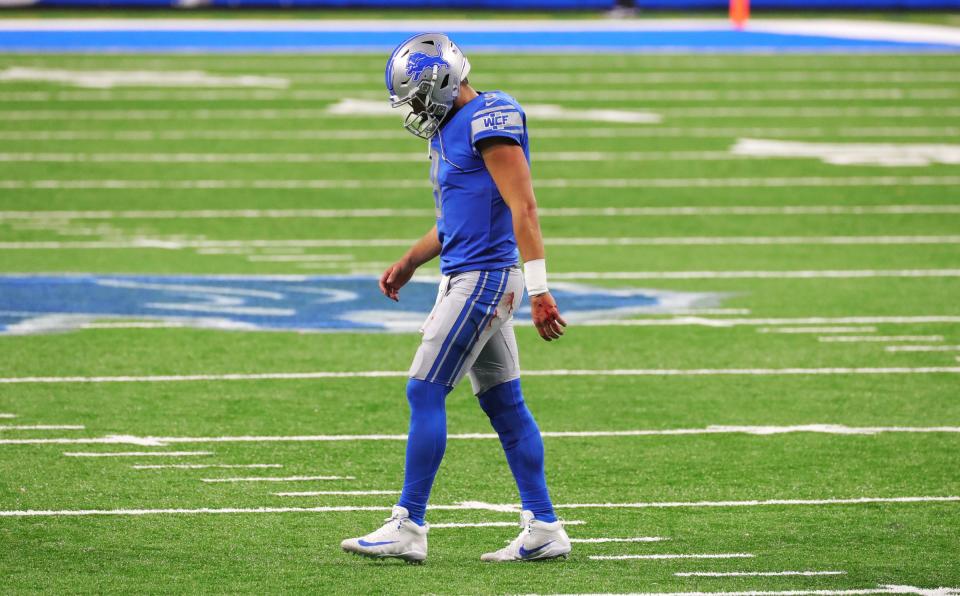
[341,32,570,564]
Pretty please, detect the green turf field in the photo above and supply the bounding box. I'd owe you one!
[1,50,959,594]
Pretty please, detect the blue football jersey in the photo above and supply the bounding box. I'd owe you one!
[428,90,529,275]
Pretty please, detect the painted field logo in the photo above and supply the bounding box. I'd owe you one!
[0,275,724,335]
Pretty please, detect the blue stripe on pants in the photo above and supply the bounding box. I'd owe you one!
[425,270,489,384]
[432,269,507,387]
[444,270,509,386]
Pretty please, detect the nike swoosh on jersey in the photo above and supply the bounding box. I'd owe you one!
[357,539,398,547]
[518,540,554,558]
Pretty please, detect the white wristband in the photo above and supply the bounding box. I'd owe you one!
[523,258,548,296]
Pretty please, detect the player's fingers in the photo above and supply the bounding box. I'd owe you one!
[540,309,564,337]
[545,320,562,339]
[379,268,393,294]
[556,312,568,327]
[543,324,558,340]
[534,322,552,341]
[385,265,400,285]
[548,319,564,337]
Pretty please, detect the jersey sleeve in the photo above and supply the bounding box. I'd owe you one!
[470,98,526,150]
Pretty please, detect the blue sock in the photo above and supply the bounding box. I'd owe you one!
[397,378,450,526]
[478,379,557,523]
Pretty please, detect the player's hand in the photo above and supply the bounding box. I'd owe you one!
[379,258,415,302]
[530,292,567,341]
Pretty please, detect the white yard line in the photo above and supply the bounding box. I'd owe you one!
[570,537,668,543]
[289,71,960,84]
[0,425,84,430]
[432,520,586,529]
[3,176,960,191]
[0,505,393,517]
[0,151,742,163]
[659,309,751,315]
[661,107,960,119]
[1,205,959,220]
[555,496,960,510]
[2,495,957,517]
[6,106,960,121]
[524,368,960,375]
[885,345,960,352]
[3,127,959,141]
[2,88,957,103]
[675,571,846,577]
[0,371,407,384]
[591,553,754,560]
[0,67,289,89]
[5,425,960,447]
[280,71,960,84]
[583,316,960,328]
[196,247,259,255]
[546,236,960,246]
[63,451,211,457]
[552,270,960,280]
[0,90,381,101]
[132,464,282,470]
[273,490,397,496]
[543,588,959,596]
[1,362,959,386]
[0,130,410,141]
[0,109,350,121]
[4,239,960,251]
[820,335,944,343]
[733,138,960,167]
[7,66,960,82]
[3,89,960,103]
[246,254,354,262]
[541,587,960,596]
[301,261,392,270]
[759,327,877,334]
[200,475,353,483]
[3,367,960,387]
[2,89,958,104]
[536,88,960,101]
[0,414,16,418]
[81,322,187,329]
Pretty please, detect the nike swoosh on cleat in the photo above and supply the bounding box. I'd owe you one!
[357,539,398,547]
[518,541,554,558]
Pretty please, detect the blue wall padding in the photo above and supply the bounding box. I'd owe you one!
[1,28,956,51]
[33,0,616,6]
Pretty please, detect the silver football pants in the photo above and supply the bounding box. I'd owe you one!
[408,267,523,395]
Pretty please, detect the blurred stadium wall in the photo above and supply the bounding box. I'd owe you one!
[8,0,960,11]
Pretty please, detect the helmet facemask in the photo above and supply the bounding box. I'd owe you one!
[390,65,450,139]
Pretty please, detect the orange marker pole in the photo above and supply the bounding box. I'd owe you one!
[730,0,750,30]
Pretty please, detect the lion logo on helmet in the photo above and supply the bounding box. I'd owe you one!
[405,51,450,82]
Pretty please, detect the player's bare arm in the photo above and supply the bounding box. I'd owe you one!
[478,138,568,341]
[379,224,441,302]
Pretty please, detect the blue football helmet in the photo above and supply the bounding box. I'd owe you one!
[385,32,472,139]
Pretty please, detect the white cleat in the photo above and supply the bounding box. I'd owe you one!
[341,505,428,564]
[480,510,572,562]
